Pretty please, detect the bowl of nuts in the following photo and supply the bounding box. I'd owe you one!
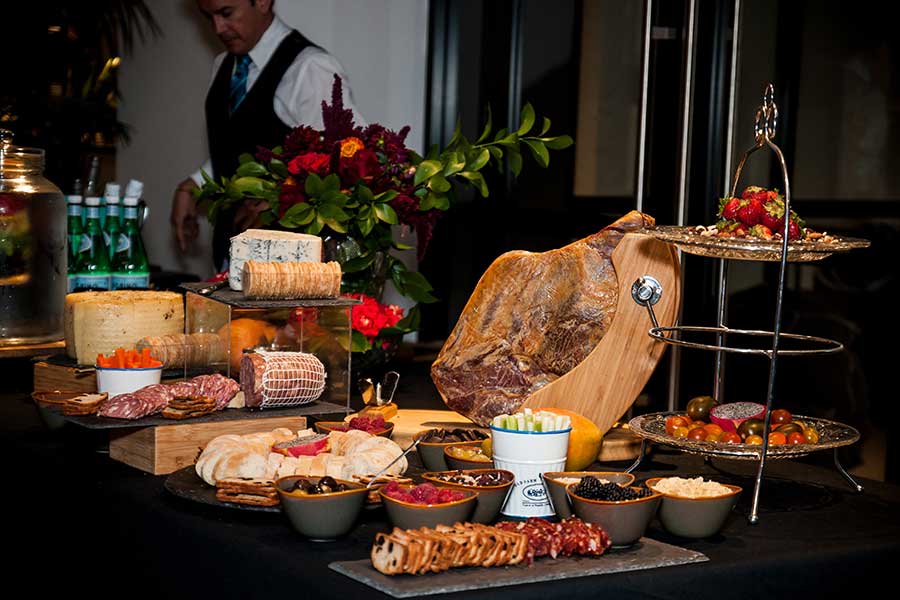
[275,475,368,541]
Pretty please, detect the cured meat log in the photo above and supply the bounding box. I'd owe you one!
[240,350,326,408]
[431,211,653,425]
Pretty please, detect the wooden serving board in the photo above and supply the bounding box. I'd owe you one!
[521,232,681,436]
[108,415,307,475]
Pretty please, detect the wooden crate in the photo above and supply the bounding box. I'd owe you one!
[108,415,307,475]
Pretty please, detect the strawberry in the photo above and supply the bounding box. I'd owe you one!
[719,197,741,220]
[760,200,785,231]
[736,198,764,226]
[749,224,773,240]
[741,186,770,204]
[786,220,801,240]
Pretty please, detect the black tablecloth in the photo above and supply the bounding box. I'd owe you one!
[6,373,900,599]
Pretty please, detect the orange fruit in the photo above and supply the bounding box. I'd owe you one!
[220,317,277,374]
[542,408,604,470]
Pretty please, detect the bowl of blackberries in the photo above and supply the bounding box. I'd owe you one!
[275,475,368,541]
[566,476,662,547]
[416,428,490,471]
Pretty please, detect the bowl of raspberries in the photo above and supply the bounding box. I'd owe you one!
[314,414,394,438]
[379,481,477,530]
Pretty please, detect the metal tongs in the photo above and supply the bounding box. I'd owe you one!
[365,429,428,488]
[359,371,400,407]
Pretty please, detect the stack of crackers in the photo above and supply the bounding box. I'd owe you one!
[241,260,342,300]
[62,392,108,416]
[215,478,280,507]
[371,523,528,576]
[162,395,217,420]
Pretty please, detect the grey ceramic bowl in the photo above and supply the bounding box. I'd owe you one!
[314,420,395,439]
[645,477,742,539]
[421,469,514,524]
[443,442,494,471]
[275,476,368,541]
[379,484,477,530]
[542,471,636,520]
[567,483,662,547]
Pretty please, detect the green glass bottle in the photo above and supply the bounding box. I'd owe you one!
[111,181,149,289]
[74,195,111,290]
[66,192,85,293]
[102,182,121,261]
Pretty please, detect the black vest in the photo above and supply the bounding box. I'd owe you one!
[205,30,316,270]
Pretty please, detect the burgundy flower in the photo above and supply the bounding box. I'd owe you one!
[287,152,331,176]
[278,183,307,218]
[322,75,363,144]
[338,149,381,185]
[283,125,323,156]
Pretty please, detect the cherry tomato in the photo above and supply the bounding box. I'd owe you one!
[705,431,723,443]
[720,431,742,444]
[687,427,708,441]
[672,426,690,438]
[768,432,787,445]
[688,421,706,431]
[666,416,691,435]
[803,428,820,444]
[770,409,792,425]
[788,432,806,445]
[745,435,764,445]
[703,423,723,437]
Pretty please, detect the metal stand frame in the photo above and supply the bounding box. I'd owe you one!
[627,85,863,523]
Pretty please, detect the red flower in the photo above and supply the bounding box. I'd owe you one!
[287,152,331,176]
[278,183,307,218]
[338,149,381,185]
[348,293,403,342]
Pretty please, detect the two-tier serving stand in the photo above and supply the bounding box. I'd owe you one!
[625,84,870,523]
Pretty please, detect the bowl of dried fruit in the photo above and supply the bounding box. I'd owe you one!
[645,476,742,539]
[379,481,477,530]
[275,475,368,541]
[421,469,515,524]
[314,415,394,438]
[567,476,662,547]
[416,428,489,471]
[542,471,636,520]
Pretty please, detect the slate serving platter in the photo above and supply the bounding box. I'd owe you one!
[330,539,708,597]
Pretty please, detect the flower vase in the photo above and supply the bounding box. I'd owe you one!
[322,235,389,299]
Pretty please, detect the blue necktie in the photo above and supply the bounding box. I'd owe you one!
[229,54,252,113]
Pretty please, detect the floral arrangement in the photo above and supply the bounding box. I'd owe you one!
[195,76,572,353]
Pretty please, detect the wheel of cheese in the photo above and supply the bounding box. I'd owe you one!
[195,427,408,486]
[64,291,184,365]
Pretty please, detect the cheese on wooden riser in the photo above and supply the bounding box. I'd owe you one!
[229,229,323,290]
[65,291,184,365]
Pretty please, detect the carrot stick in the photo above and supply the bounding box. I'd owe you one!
[141,347,151,368]
[115,347,125,369]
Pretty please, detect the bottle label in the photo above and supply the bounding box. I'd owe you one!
[115,235,131,254]
[77,235,92,253]
[103,232,111,248]
[111,273,149,290]
[86,207,100,219]
[68,205,82,217]
[73,274,111,291]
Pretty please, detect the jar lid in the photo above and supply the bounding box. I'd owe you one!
[0,129,45,174]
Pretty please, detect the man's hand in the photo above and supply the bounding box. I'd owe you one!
[171,178,199,252]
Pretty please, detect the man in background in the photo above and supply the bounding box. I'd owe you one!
[170,0,364,271]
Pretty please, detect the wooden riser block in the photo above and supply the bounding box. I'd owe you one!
[108,416,307,475]
[33,361,97,393]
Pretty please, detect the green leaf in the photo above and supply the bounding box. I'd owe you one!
[306,216,324,235]
[398,269,434,292]
[350,330,372,353]
[442,152,466,177]
[493,127,509,142]
[539,116,552,136]
[322,173,342,192]
[375,190,398,204]
[414,160,443,186]
[419,193,436,211]
[305,173,324,197]
[487,146,503,161]
[358,216,375,237]
[341,253,376,273]
[475,106,493,144]
[374,203,399,225]
[427,174,452,193]
[447,117,463,147]
[523,139,549,168]
[517,103,535,136]
[457,171,489,197]
[392,241,415,251]
[323,218,347,234]
[232,177,277,200]
[200,169,216,186]
[235,161,269,178]
[279,202,314,228]
[544,135,574,150]
[466,148,490,172]
[497,132,519,147]
[269,159,289,179]
[425,144,440,161]
[357,184,375,204]
[427,192,450,210]
[238,153,255,164]
[507,148,523,177]
[317,203,350,221]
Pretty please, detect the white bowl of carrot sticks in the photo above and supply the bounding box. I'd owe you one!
[96,347,163,398]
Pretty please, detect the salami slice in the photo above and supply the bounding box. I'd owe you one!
[192,374,240,409]
[240,351,326,408]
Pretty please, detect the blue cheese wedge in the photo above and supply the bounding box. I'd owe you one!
[229,229,323,290]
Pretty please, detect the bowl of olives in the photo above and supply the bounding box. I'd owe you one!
[416,428,490,471]
[275,475,368,541]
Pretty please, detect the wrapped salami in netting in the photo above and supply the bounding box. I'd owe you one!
[240,350,327,408]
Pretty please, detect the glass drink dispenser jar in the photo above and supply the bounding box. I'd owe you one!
[0,129,66,344]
